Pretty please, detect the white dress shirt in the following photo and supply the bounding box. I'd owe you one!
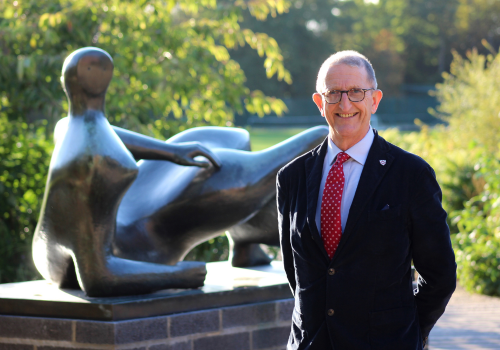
[315,127,374,235]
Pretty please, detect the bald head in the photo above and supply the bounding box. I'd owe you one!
[316,50,377,93]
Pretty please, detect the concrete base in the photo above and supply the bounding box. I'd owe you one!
[0,262,293,350]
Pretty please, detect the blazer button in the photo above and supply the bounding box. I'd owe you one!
[327,309,334,316]
[328,268,335,275]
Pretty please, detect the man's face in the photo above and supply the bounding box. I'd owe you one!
[313,64,383,148]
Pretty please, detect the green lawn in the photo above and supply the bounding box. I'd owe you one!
[248,127,309,151]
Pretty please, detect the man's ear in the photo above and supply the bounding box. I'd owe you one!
[312,93,325,117]
[370,89,383,114]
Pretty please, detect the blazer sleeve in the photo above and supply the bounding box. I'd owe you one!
[410,165,457,339]
[277,170,296,296]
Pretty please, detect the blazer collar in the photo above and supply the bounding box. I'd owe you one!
[333,130,395,261]
[305,137,330,261]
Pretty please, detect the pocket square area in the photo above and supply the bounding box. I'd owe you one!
[368,204,402,222]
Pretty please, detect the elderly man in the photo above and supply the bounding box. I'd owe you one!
[277,50,456,350]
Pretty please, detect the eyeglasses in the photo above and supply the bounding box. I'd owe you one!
[322,88,375,104]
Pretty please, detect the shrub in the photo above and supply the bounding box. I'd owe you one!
[452,154,500,296]
[431,47,500,153]
[430,47,500,295]
[0,112,52,283]
[380,126,480,221]
[184,235,230,262]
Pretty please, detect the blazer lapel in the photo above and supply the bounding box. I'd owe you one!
[333,131,394,259]
[305,138,330,261]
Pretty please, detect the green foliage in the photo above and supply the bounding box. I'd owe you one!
[184,235,230,262]
[385,48,500,296]
[0,112,51,283]
[452,155,500,296]
[328,0,500,87]
[435,45,500,293]
[231,0,335,98]
[0,0,290,136]
[381,127,500,296]
[380,126,480,219]
[235,0,500,99]
[431,47,500,152]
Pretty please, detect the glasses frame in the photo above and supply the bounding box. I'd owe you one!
[322,88,376,104]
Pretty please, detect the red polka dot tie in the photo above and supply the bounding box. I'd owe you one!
[321,152,351,259]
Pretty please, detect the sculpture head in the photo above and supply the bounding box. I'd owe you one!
[61,47,114,115]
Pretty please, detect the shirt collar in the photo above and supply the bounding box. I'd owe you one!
[326,126,374,166]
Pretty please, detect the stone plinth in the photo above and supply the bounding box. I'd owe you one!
[0,262,293,350]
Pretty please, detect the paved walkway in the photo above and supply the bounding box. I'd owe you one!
[429,285,500,349]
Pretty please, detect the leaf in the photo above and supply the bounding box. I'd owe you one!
[16,56,24,81]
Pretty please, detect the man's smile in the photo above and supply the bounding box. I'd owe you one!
[336,112,358,118]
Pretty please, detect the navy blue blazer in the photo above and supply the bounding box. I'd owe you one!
[277,130,456,350]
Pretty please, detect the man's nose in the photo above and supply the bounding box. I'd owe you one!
[338,92,352,110]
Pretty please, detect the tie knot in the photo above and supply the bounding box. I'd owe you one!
[335,152,350,166]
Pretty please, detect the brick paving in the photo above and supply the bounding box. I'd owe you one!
[429,284,500,350]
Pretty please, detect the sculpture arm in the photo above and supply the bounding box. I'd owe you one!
[53,117,220,168]
[112,126,220,168]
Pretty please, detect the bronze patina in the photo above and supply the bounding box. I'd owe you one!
[33,47,328,297]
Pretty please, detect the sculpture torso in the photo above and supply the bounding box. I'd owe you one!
[49,113,137,233]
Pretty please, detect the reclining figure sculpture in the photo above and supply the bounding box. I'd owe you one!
[33,47,328,297]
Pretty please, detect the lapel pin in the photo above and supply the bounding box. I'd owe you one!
[379,160,386,166]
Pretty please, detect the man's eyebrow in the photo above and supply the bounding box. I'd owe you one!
[327,86,363,91]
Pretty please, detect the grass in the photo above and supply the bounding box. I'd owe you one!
[248,127,309,151]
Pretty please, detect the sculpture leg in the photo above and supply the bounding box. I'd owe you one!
[228,241,272,268]
[227,199,280,267]
[34,199,207,297]
[167,126,251,151]
[74,252,206,297]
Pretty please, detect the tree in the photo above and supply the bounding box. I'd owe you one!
[325,0,406,94]
[0,0,291,137]
[233,0,500,99]
[234,0,408,97]
[231,0,337,99]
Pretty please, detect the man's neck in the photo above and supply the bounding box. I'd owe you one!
[329,126,371,151]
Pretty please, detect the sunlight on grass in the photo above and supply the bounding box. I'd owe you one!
[248,127,308,151]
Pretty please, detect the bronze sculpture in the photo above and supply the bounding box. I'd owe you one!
[33,47,328,297]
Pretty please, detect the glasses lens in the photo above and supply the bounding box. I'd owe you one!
[325,91,341,104]
[347,89,365,102]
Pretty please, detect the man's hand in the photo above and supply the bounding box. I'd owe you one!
[171,142,221,169]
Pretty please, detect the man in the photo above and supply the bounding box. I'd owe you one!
[277,51,456,350]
